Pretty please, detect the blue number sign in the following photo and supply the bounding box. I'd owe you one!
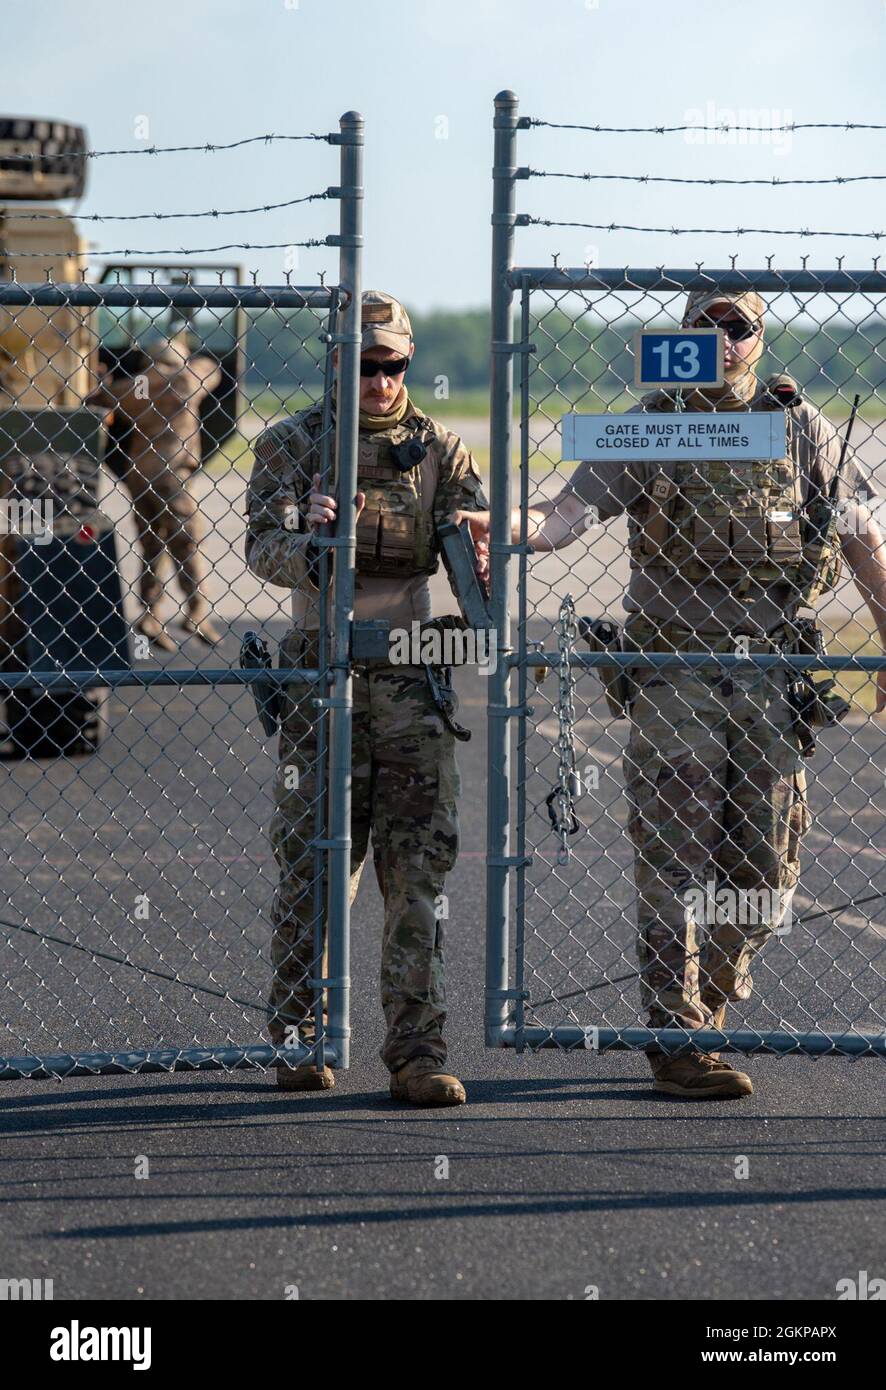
[635,328,724,390]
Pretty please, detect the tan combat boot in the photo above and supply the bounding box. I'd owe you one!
[180,607,223,645]
[276,1062,335,1093]
[648,1047,753,1099]
[390,1056,466,1107]
[135,612,176,653]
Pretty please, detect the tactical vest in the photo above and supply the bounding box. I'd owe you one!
[301,407,439,579]
[628,377,841,605]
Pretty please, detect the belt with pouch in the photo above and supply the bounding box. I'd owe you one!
[623,616,792,656]
[622,617,850,754]
[351,617,472,742]
[581,616,794,719]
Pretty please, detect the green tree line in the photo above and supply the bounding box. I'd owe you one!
[243,306,886,405]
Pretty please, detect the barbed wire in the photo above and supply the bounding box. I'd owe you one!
[5,238,327,258]
[10,192,331,224]
[526,118,886,134]
[523,216,886,240]
[1,132,328,162]
[528,168,886,188]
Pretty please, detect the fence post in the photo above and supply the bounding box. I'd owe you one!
[485,90,519,1046]
[325,110,364,1069]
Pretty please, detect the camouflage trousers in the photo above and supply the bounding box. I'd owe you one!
[123,461,210,617]
[624,643,810,1032]
[268,631,460,1071]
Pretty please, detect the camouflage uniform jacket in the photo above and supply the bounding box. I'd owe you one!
[245,399,488,632]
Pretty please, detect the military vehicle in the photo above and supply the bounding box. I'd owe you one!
[0,116,245,757]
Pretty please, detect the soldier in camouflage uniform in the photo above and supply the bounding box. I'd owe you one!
[88,335,222,652]
[246,291,488,1104]
[463,288,886,1098]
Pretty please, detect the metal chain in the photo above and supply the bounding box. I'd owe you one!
[546,594,581,864]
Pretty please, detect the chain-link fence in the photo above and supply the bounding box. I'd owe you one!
[0,112,364,1080]
[485,92,886,1061]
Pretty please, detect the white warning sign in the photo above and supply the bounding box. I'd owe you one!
[560,412,786,462]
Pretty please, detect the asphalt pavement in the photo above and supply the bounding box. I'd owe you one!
[1,638,884,1302]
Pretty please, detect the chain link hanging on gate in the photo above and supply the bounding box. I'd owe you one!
[545,594,582,865]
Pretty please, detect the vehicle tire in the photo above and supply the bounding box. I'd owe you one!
[1,688,108,759]
[0,117,88,201]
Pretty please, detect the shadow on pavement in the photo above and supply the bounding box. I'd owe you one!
[44,1182,886,1242]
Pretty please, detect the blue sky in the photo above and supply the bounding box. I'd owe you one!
[6,0,886,312]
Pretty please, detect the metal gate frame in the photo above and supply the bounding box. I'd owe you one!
[0,110,363,1081]
[484,90,886,1060]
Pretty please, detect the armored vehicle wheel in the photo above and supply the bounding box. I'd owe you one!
[0,117,87,201]
[0,687,110,759]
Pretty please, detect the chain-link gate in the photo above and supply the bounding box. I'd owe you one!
[0,112,363,1081]
[485,92,886,1062]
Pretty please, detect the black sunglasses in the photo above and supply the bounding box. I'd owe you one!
[359,355,410,378]
[693,317,760,343]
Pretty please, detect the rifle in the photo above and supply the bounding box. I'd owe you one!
[803,392,861,566]
[830,393,861,508]
[786,395,861,753]
[438,519,492,631]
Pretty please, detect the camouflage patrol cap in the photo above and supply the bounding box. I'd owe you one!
[683,288,765,328]
[361,290,413,354]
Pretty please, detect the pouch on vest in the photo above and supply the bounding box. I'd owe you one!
[767,511,803,561]
[378,511,416,572]
[630,376,833,600]
[691,505,732,567]
[355,508,379,568]
[355,435,435,577]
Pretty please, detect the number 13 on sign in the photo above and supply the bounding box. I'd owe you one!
[635,328,724,390]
